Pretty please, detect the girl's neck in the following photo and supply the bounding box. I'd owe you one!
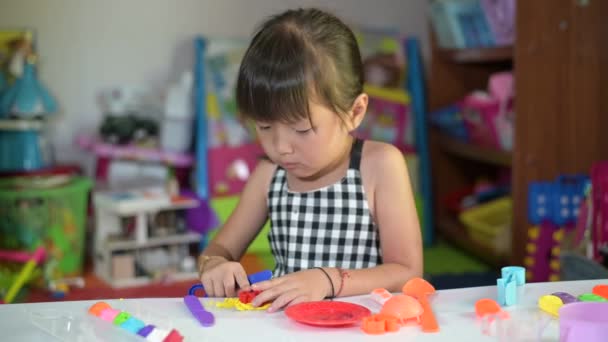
[286,135,355,192]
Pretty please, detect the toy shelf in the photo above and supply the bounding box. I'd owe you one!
[106,231,201,251]
[435,131,512,167]
[436,45,513,64]
[429,1,608,268]
[76,135,193,167]
[437,215,509,268]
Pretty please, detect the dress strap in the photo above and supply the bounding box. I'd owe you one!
[348,138,364,170]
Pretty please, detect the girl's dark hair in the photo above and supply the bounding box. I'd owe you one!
[236,8,363,124]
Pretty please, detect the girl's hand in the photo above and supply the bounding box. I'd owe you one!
[200,258,250,297]
[250,268,333,312]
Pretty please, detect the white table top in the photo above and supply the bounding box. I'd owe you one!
[0,279,606,341]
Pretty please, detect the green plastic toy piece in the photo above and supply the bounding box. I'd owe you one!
[577,293,608,302]
[113,311,131,325]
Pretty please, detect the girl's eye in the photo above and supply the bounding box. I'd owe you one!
[257,125,271,131]
[295,128,312,134]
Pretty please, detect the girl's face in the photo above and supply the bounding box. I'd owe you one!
[255,101,355,180]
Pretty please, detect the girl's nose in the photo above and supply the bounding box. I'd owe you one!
[273,130,293,155]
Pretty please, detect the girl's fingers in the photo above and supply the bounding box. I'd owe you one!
[213,278,225,297]
[202,278,214,297]
[267,289,303,313]
[233,267,250,291]
[251,281,292,307]
[251,276,283,291]
[223,275,236,297]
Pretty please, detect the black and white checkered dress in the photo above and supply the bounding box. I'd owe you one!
[267,138,382,277]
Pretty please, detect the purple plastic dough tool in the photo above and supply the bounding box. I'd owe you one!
[184,295,215,327]
[188,269,273,296]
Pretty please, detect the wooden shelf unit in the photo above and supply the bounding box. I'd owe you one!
[428,0,608,268]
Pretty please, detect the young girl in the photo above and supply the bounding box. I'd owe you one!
[198,8,422,312]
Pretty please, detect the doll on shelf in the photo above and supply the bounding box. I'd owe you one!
[0,31,57,119]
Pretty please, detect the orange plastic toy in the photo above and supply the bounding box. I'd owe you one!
[403,277,439,332]
[380,294,423,324]
[88,301,111,316]
[475,298,509,319]
[592,285,608,299]
[362,314,400,334]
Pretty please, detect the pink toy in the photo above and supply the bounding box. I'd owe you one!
[0,248,46,263]
[461,92,513,150]
[208,143,263,197]
[99,308,121,322]
[356,93,414,153]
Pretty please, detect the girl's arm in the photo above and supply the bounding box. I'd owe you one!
[328,142,423,295]
[199,159,276,268]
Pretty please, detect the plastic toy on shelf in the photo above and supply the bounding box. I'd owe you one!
[76,135,193,168]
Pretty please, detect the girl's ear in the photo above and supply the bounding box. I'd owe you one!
[346,93,368,132]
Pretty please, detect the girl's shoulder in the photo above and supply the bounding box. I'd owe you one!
[359,140,409,185]
[247,157,279,194]
[360,140,406,171]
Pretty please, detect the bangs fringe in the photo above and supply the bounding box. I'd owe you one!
[236,27,321,124]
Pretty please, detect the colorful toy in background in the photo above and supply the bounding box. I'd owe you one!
[526,174,591,282]
[460,196,512,254]
[461,71,514,151]
[0,30,57,118]
[429,71,514,152]
[194,37,263,200]
[88,301,184,341]
[0,173,91,301]
[356,28,406,89]
[0,246,45,303]
[429,0,515,49]
[590,162,608,266]
[0,31,58,173]
[356,85,414,153]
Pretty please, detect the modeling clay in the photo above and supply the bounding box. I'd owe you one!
[87,302,183,341]
[238,289,262,304]
[538,295,563,316]
[212,298,271,311]
[592,285,608,299]
[578,293,608,302]
[551,292,579,304]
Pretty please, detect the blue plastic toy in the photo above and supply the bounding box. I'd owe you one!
[497,266,525,306]
[188,269,273,297]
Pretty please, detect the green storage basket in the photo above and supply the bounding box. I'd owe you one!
[0,177,92,279]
